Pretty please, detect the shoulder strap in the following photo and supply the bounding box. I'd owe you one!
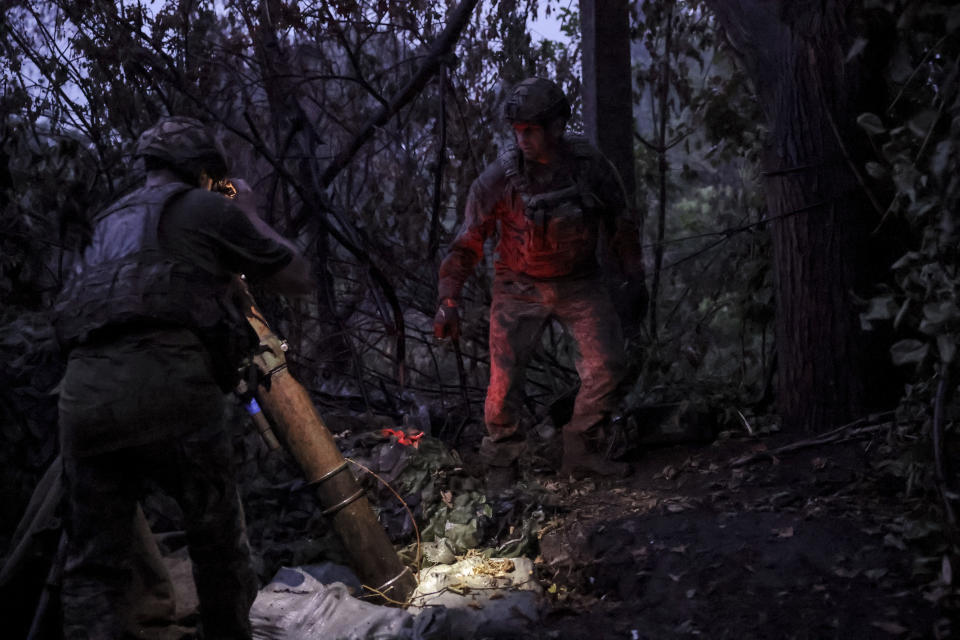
[91,182,193,224]
[498,144,529,196]
[564,135,605,209]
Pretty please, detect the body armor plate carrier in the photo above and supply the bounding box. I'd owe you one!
[55,182,255,389]
[497,136,605,278]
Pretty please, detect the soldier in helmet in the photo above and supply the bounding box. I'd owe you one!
[54,116,313,639]
[434,77,646,487]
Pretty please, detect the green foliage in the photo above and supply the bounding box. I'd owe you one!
[857,1,960,528]
[629,0,771,425]
[858,2,959,380]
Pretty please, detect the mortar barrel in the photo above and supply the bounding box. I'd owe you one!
[242,295,416,603]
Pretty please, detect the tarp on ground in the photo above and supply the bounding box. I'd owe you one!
[251,558,543,640]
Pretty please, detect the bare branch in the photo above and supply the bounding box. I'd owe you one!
[315,0,481,193]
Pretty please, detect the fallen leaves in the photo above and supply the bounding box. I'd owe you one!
[864,568,889,581]
[472,558,515,576]
[630,546,649,561]
[511,425,954,636]
[833,567,860,579]
[883,533,907,550]
[661,496,699,513]
[656,465,679,481]
[674,619,698,634]
[870,620,908,635]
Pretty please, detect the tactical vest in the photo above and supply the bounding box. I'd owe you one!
[54,182,231,348]
[497,135,605,279]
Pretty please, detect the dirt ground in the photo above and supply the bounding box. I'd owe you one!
[7,416,955,639]
[163,422,958,640]
[523,432,955,640]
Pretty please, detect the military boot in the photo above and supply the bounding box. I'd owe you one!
[479,436,526,495]
[559,430,630,479]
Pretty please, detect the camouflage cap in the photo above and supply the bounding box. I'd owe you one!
[503,77,571,125]
[135,116,228,181]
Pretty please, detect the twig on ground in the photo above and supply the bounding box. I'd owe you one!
[932,373,957,526]
[736,409,754,436]
[729,422,893,468]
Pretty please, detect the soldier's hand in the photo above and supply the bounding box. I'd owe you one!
[433,300,461,341]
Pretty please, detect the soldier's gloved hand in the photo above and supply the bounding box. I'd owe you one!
[433,299,461,341]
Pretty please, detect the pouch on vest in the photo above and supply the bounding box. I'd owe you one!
[195,280,260,392]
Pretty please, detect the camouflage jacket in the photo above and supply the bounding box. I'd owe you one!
[437,134,644,302]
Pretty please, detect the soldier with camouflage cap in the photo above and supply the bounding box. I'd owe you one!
[54,116,313,639]
[434,78,646,487]
[133,115,229,186]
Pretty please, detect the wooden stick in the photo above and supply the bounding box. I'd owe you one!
[933,372,957,526]
[729,423,892,468]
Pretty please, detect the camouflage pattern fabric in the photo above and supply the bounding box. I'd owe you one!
[58,329,224,456]
[58,333,257,639]
[437,135,643,302]
[484,274,626,443]
[60,421,256,640]
[437,131,637,455]
[135,116,228,181]
[503,77,571,124]
[53,116,294,639]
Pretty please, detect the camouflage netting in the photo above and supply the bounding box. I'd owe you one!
[235,410,554,582]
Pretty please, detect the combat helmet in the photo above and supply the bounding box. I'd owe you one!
[135,116,228,182]
[503,77,571,125]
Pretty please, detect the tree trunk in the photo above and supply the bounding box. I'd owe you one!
[704,0,894,431]
[579,0,637,202]
[580,0,649,333]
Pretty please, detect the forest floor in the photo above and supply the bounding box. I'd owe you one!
[147,418,959,640]
[8,410,956,639]
[523,429,956,640]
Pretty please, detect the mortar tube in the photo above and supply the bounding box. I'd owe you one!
[241,293,417,603]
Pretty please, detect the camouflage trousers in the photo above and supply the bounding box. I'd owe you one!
[60,424,257,640]
[485,273,627,443]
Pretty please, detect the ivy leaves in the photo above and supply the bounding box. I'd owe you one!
[857,1,959,380]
